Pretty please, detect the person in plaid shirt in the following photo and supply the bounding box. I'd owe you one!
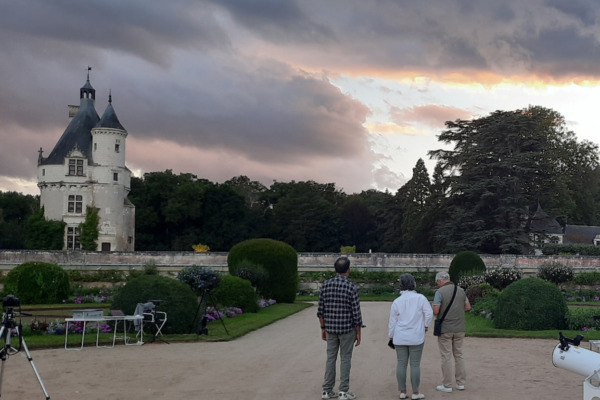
[317,256,363,400]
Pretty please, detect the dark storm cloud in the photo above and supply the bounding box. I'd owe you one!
[211,0,600,79]
[0,0,229,66]
[206,0,336,44]
[4,0,600,192]
[119,67,370,163]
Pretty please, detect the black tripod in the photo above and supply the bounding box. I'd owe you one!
[0,295,50,399]
[190,288,228,336]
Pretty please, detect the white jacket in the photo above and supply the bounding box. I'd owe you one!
[388,290,433,346]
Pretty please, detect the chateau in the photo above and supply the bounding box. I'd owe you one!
[37,72,135,251]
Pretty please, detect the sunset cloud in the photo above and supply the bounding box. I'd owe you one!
[2,0,600,195]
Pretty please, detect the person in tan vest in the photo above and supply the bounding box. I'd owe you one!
[432,271,471,393]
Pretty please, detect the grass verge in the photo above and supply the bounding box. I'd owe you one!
[13,300,600,349]
[18,302,313,350]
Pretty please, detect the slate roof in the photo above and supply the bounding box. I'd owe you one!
[530,203,563,235]
[563,225,600,244]
[41,77,100,165]
[41,78,126,166]
[96,94,125,131]
[41,98,98,165]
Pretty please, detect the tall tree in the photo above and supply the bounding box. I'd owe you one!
[267,181,344,252]
[399,159,432,253]
[0,191,39,249]
[376,190,403,253]
[339,195,377,252]
[429,106,599,254]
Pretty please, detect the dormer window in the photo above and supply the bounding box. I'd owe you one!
[68,159,84,176]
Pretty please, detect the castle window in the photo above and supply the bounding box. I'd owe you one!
[67,195,83,213]
[94,143,97,151]
[68,159,84,176]
[113,172,118,182]
[67,227,81,250]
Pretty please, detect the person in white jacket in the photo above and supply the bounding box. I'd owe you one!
[388,274,433,400]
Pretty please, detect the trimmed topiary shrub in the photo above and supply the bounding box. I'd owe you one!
[537,262,574,285]
[494,278,568,330]
[112,274,197,334]
[6,262,70,304]
[212,275,259,313]
[449,251,486,283]
[228,238,298,303]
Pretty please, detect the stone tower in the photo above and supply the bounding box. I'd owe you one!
[37,72,135,251]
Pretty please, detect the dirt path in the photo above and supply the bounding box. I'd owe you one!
[0,302,586,399]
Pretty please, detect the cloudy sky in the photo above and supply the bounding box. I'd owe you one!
[2,0,600,196]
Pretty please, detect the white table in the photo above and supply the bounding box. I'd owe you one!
[64,315,144,350]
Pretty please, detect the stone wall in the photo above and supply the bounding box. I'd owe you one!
[1,250,600,275]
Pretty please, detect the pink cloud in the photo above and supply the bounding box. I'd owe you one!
[390,104,473,128]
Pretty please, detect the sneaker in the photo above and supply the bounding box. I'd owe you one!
[436,385,452,393]
[412,394,425,399]
[339,391,357,400]
[322,390,337,399]
[399,394,407,399]
[456,385,465,390]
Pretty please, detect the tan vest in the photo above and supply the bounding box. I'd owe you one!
[437,283,466,333]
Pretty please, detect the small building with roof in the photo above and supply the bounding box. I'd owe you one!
[37,71,135,251]
[529,203,564,251]
[530,204,600,251]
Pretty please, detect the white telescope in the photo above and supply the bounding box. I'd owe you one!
[553,333,600,400]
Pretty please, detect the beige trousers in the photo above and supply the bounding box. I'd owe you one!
[437,332,466,388]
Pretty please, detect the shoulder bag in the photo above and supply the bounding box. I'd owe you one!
[433,284,457,336]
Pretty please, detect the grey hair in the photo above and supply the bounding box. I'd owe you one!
[435,271,450,281]
[399,273,416,291]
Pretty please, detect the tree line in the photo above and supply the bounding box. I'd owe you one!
[1,106,599,254]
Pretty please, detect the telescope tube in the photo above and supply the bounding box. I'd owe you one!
[553,343,600,377]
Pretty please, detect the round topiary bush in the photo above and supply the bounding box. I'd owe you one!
[212,275,259,313]
[494,277,568,330]
[228,238,298,303]
[449,251,486,283]
[7,262,70,304]
[112,275,198,334]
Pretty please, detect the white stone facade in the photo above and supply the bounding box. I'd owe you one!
[37,75,135,251]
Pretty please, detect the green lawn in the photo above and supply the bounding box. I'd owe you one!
[14,302,312,349]
[8,299,599,349]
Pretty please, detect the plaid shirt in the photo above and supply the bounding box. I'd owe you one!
[317,275,362,334]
